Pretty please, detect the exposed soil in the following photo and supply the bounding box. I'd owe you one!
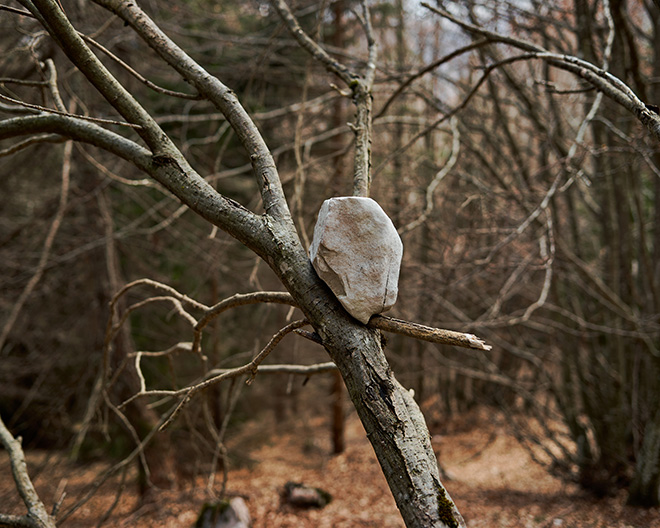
[1,409,659,527]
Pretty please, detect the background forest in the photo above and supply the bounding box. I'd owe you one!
[1,0,660,525]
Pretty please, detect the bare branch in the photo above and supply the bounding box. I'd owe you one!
[192,291,296,353]
[0,134,64,157]
[399,116,460,235]
[376,38,490,119]
[156,319,310,431]
[206,361,337,378]
[0,139,71,353]
[422,2,660,142]
[0,91,142,128]
[369,315,492,351]
[373,52,538,179]
[269,0,356,85]
[42,59,66,112]
[0,114,150,164]
[0,414,57,528]
[79,33,201,100]
[270,0,377,197]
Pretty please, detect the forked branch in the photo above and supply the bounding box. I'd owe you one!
[271,0,377,196]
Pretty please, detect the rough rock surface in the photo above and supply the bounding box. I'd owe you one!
[309,197,403,323]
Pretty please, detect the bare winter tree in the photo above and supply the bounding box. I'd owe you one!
[4,0,660,525]
[0,1,493,526]
[390,0,660,507]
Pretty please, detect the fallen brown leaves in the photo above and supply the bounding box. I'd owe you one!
[1,409,658,527]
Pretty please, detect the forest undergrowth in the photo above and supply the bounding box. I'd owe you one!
[1,408,658,528]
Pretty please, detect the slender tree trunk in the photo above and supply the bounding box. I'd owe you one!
[628,402,660,506]
[330,370,345,455]
[99,190,178,495]
[626,3,660,506]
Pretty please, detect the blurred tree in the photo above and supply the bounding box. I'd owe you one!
[397,0,660,505]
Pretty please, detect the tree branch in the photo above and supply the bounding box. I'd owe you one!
[202,362,337,383]
[0,414,57,528]
[370,315,492,351]
[271,0,377,197]
[91,0,294,223]
[376,38,490,119]
[422,2,660,142]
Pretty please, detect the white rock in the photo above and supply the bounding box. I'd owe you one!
[309,197,403,323]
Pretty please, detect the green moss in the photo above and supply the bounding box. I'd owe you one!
[435,483,460,528]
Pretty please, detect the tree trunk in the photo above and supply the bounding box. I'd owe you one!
[264,220,465,528]
[330,370,345,455]
[626,1,660,507]
[628,406,660,506]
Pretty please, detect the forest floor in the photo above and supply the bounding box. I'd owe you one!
[1,408,659,528]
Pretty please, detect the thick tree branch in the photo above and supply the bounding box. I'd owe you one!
[0,114,150,162]
[91,0,294,223]
[0,114,266,247]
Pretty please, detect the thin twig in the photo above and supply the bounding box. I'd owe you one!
[0,92,142,128]
[206,361,337,377]
[0,133,65,156]
[399,116,460,235]
[0,138,71,353]
[80,33,201,100]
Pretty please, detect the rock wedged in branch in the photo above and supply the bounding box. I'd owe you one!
[309,197,403,323]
